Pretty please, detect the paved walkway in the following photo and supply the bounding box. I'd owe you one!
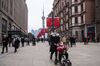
[0,42,100,66]
[0,42,56,66]
[69,42,100,66]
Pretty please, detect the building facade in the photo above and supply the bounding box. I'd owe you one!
[0,0,28,43]
[52,0,69,37]
[69,0,95,41]
[48,0,96,41]
[95,0,100,41]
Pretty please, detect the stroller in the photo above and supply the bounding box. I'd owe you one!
[60,53,72,66]
[56,42,72,66]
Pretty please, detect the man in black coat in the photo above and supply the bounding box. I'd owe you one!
[1,35,9,54]
[50,32,60,64]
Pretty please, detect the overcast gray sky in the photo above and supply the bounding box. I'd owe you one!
[26,0,53,32]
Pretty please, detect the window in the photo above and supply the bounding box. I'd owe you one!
[2,18,7,33]
[1,0,4,8]
[75,17,78,24]
[81,4,83,11]
[75,6,78,13]
[0,0,1,7]
[8,23,11,31]
[6,0,8,12]
[10,0,13,15]
[81,15,83,23]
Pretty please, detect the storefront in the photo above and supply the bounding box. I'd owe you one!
[87,26,95,42]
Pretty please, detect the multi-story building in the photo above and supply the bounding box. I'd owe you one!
[52,0,69,37]
[95,0,100,41]
[0,0,28,43]
[69,0,95,41]
[48,0,96,41]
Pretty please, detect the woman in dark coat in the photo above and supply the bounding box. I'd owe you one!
[13,38,20,53]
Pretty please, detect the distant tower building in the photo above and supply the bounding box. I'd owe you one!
[42,6,45,39]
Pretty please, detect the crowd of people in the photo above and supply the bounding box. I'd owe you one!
[0,32,90,65]
[1,35,36,54]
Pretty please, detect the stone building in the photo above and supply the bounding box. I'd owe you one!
[95,0,100,41]
[0,0,28,43]
[69,0,95,41]
[52,0,69,37]
[49,0,96,42]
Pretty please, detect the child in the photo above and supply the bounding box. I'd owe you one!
[57,41,69,63]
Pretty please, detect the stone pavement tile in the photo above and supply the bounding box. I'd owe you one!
[0,42,100,66]
[0,42,59,66]
[68,42,100,66]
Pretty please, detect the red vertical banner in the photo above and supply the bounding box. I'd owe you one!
[54,17,60,28]
[46,17,52,27]
[46,17,60,28]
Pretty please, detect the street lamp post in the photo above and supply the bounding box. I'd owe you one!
[52,11,54,32]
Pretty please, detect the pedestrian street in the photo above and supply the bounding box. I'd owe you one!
[0,42,100,66]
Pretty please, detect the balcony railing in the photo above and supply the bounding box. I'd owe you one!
[71,1,80,5]
[71,10,85,16]
[71,22,85,27]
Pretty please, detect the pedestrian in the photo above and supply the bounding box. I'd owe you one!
[8,37,13,47]
[69,36,73,47]
[41,38,43,43]
[72,36,76,46]
[32,37,36,46]
[48,35,51,46]
[50,32,60,64]
[1,35,9,54]
[13,37,20,53]
[84,37,88,45]
[26,38,30,45]
[21,37,25,47]
[62,35,70,47]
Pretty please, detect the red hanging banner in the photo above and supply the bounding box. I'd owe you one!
[46,17,60,28]
[46,17,52,27]
[54,17,60,28]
